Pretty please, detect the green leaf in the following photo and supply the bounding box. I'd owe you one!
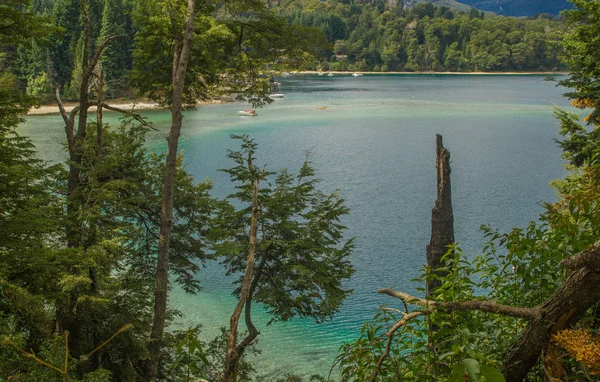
[480,366,505,382]
[449,363,466,382]
[463,358,480,381]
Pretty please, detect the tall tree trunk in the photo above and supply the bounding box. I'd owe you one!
[54,0,120,367]
[146,1,196,380]
[426,134,454,297]
[224,164,260,382]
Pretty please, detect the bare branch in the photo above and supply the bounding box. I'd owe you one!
[382,307,408,316]
[378,288,539,320]
[3,338,65,374]
[54,87,71,131]
[562,240,600,271]
[82,35,122,81]
[100,103,155,129]
[68,105,81,126]
[54,87,74,153]
[78,324,131,364]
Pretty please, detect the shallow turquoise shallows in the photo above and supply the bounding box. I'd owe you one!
[21,74,571,379]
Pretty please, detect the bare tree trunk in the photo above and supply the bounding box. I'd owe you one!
[224,163,261,382]
[146,1,196,380]
[426,134,454,297]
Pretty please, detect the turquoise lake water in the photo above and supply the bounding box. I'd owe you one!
[21,74,570,379]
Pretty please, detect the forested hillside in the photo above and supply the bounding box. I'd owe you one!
[7,0,567,105]
[273,0,566,72]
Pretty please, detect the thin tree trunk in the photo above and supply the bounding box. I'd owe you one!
[224,165,260,382]
[146,1,196,380]
[231,255,267,371]
[426,134,454,297]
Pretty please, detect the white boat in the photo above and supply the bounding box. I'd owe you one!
[327,73,334,77]
[352,72,363,77]
[269,93,285,98]
[238,109,257,116]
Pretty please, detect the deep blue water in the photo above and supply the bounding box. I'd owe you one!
[21,74,570,379]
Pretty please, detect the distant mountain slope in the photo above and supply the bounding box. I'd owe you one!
[455,0,573,16]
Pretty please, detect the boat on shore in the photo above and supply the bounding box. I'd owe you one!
[269,93,285,98]
[238,109,257,116]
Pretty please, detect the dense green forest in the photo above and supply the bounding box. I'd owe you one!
[274,0,567,72]
[2,0,600,381]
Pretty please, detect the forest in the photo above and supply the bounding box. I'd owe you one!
[1,0,600,381]
[7,0,568,107]
[275,0,566,72]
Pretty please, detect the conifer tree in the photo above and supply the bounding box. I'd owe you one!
[215,135,354,382]
[98,0,132,96]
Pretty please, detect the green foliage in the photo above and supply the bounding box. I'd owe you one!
[1,115,217,380]
[26,71,54,102]
[559,0,600,127]
[213,135,354,325]
[0,0,55,45]
[162,327,260,382]
[131,0,328,108]
[98,0,135,97]
[168,327,209,381]
[334,245,534,380]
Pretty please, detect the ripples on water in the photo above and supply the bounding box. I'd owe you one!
[21,74,570,378]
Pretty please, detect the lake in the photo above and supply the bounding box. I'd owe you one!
[21,74,570,379]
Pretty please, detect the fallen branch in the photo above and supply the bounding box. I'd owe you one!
[378,288,539,320]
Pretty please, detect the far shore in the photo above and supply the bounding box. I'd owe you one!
[28,71,566,116]
[301,70,567,75]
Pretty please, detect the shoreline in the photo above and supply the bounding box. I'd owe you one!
[28,71,566,115]
[27,99,228,116]
[300,70,567,75]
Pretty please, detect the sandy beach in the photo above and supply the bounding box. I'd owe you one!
[27,101,159,116]
[27,99,230,116]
